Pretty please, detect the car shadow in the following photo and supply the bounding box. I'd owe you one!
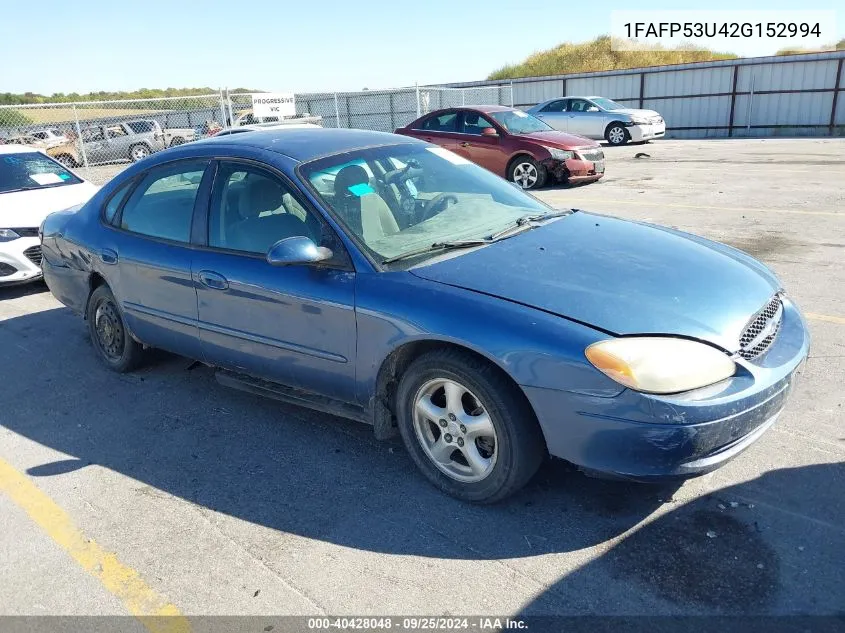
[2,306,677,561]
[0,279,49,301]
[518,461,845,615]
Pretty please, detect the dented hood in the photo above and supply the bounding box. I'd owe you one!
[410,211,779,352]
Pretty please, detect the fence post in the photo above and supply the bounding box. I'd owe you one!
[415,82,421,118]
[218,89,227,128]
[746,74,755,135]
[509,81,514,107]
[461,89,466,106]
[333,92,341,128]
[72,105,90,178]
[226,88,234,127]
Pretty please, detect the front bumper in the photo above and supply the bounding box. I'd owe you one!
[543,155,605,184]
[628,121,666,142]
[523,297,809,480]
[0,236,42,286]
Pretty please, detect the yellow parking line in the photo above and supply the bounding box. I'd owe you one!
[806,312,845,325]
[559,198,842,218]
[0,457,190,633]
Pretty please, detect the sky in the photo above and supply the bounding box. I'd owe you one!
[1,0,841,95]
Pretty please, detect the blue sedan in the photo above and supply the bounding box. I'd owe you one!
[40,128,810,503]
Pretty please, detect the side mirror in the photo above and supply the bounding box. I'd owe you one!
[266,236,333,266]
[481,127,498,137]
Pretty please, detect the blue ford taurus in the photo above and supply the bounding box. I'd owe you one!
[40,128,809,503]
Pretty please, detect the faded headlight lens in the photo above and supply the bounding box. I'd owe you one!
[0,228,21,242]
[585,337,736,394]
[629,117,650,125]
[544,147,574,161]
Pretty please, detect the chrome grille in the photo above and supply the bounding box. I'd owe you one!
[23,245,42,267]
[579,149,605,162]
[738,294,783,360]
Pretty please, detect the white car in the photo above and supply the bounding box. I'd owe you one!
[0,145,98,286]
[527,96,665,145]
[29,128,71,149]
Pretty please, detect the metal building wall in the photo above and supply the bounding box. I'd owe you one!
[442,51,845,138]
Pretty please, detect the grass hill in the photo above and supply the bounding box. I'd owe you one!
[488,35,737,80]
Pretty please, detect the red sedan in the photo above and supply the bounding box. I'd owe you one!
[396,105,604,190]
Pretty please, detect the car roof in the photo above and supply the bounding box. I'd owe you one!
[194,127,423,162]
[464,105,517,113]
[0,144,39,154]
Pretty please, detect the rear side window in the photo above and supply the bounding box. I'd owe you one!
[127,121,154,134]
[103,180,134,224]
[419,112,458,132]
[119,161,208,242]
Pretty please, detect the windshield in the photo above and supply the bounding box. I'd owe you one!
[591,97,624,111]
[490,110,552,135]
[0,152,83,194]
[301,144,552,263]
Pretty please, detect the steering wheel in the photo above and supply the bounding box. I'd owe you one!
[422,193,458,220]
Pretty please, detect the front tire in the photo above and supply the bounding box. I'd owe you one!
[508,156,547,190]
[86,285,144,372]
[396,348,545,503]
[55,154,77,168]
[169,137,185,147]
[606,123,630,146]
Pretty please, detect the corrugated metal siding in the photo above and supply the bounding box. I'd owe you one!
[645,67,733,97]
[437,51,845,137]
[645,96,731,128]
[733,92,834,126]
[512,80,564,106]
[736,60,838,91]
[566,74,640,99]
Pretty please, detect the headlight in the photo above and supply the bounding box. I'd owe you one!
[585,337,736,394]
[0,228,21,242]
[543,147,574,161]
[629,117,650,125]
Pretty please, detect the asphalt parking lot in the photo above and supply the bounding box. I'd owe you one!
[1,139,843,622]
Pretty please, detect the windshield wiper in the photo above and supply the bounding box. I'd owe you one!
[382,239,489,264]
[488,209,575,241]
[1,186,42,194]
[381,209,578,265]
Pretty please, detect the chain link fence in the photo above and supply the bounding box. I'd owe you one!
[0,85,512,183]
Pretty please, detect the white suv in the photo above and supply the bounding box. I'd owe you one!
[0,145,98,286]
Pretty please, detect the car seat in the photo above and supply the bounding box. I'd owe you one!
[333,165,399,243]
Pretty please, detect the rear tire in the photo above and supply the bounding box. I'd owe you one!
[86,285,144,372]
[55,154,77,168]
[395,348,545,503]
[508,156,547,190]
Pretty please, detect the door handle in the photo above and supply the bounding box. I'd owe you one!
[197,270,229,290]
[460,142,470,147]
[100,249,118,265]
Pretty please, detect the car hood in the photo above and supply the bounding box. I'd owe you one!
[0,181,98,228]
[516,130,598,149]
[606,108,661,119]
[409,211,779,352]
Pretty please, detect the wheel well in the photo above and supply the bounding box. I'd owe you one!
[84,273,107,319]
[372,340,541,444]
[506,153,535,177]
[604,121,627,138]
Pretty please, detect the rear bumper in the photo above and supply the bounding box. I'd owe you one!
[523,297,809,480]
[0,237,42,285]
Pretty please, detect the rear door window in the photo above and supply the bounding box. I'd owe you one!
[118,161,208,242]
[418,112,458,132]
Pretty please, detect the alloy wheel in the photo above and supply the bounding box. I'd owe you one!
[608,126,626,145]
[513,162,538,189]
[412,378,498,483]
[132,146,149,160]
